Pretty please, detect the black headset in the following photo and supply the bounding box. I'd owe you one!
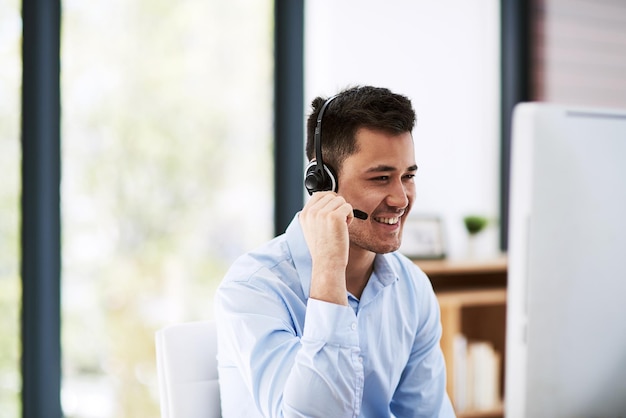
[304,95,339,195]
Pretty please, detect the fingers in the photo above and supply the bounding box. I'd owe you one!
[301,192,354,223]
[299,191,352,263]
[300,192,352,305]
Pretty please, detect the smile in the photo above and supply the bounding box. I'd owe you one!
[374,216,400,225]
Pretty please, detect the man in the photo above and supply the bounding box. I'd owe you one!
[215,86,455,417]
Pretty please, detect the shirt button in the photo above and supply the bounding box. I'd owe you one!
[351,323,357,331]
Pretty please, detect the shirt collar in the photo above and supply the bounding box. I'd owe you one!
[372,253,399,286]
[357,254,399,304]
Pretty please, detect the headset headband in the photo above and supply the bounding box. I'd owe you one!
[313,94,338,172]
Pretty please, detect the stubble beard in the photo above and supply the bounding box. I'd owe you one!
[349,223,404,255]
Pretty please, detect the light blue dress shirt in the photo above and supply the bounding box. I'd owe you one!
[215,214,455,418]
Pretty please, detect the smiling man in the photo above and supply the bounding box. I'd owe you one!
[215,86,455,417]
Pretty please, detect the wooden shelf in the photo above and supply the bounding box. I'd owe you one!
[437,288,507,307]
[414,256,507,292]
[458,405,504,418]
[416,256,507,276]
[414,257,507,418]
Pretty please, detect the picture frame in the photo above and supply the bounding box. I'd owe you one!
[400,216,446,259]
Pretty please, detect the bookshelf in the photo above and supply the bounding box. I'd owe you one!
[416,257,507,418]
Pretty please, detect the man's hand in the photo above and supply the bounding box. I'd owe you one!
[299,192,354,306]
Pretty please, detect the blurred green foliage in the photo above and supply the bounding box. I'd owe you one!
[463,215,489,235]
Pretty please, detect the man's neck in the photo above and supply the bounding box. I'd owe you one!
[345,248,376,299]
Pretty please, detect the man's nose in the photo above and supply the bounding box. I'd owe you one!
[386,178,409,208]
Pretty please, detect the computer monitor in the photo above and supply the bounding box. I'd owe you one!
[505,103,626,418]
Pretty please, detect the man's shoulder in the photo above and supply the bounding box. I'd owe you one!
[224,234,293,283]
[215,232,307,312]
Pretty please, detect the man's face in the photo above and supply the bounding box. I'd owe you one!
[337,128,417,255]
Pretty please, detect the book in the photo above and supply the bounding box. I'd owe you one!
[452,335,501,412]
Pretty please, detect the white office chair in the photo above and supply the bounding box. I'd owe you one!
[155,320,221,418]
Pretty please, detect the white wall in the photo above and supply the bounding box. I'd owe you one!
[305,0,502,259]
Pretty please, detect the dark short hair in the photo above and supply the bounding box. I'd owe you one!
[305,85,416,174]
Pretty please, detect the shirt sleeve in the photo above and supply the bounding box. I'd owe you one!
[284,299,364,417]
[215,279,364,418]
[389,278,456,417]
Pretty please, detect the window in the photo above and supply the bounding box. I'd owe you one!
[0,0,22,415]
[61,0,273,415]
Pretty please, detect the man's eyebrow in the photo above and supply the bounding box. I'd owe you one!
[365,165,395,173]
[365,164,418,173]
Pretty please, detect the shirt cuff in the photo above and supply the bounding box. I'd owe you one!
[303,298,359,347]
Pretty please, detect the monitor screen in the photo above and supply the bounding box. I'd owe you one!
[506,103,626,417]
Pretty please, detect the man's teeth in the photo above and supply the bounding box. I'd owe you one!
[375,217,399,225]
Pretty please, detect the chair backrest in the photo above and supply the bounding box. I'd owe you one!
[155,320,221,418]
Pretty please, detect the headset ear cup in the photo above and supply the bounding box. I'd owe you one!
[304,160,338,195]
[304,160,321,195]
